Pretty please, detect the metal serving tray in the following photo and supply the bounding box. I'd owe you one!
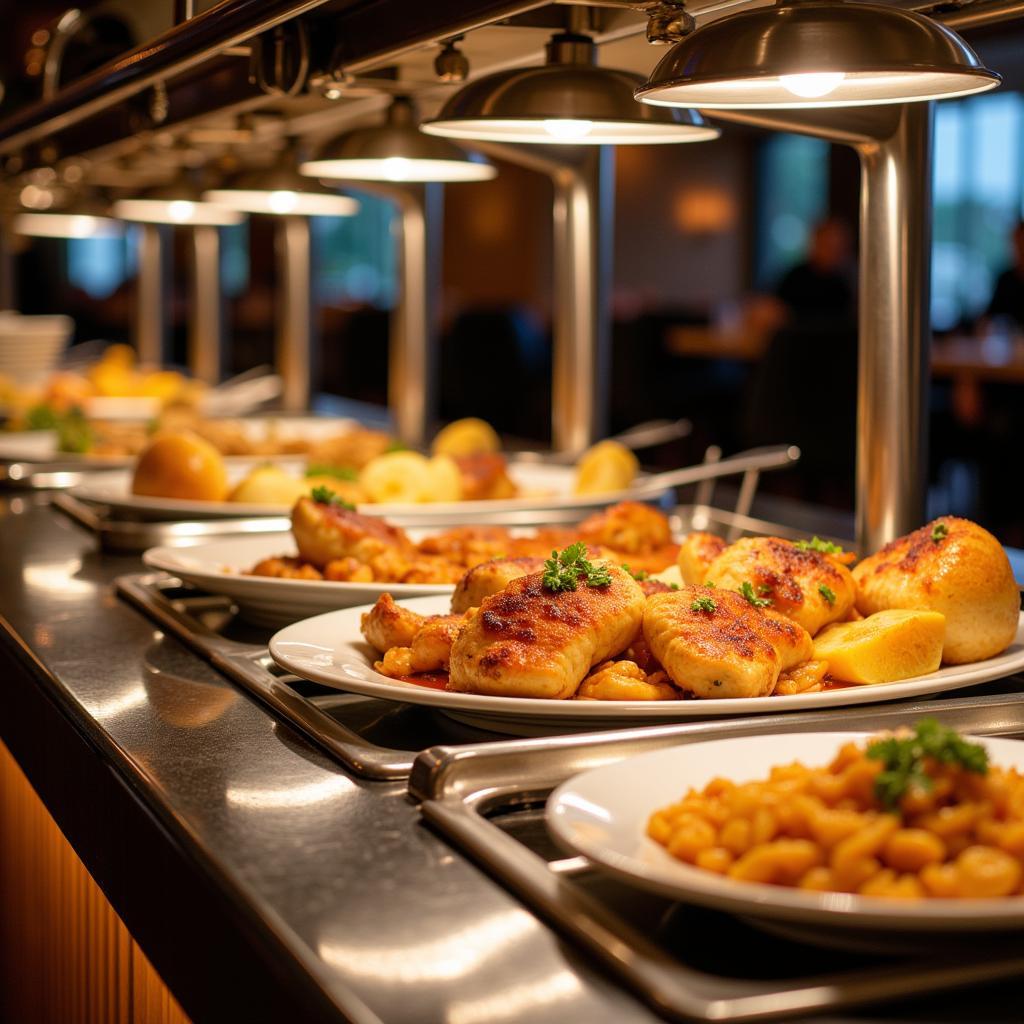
[117,570,1024,786]
[409,711,1024,1023]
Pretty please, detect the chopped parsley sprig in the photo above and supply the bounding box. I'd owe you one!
[306,464,358,481]
[866,718,988,811]
[621,563,649,582]
[543,543,612,593]
[690,595,717,613]
[311,485,356,511]
[818,584,836,606]
[795,536,844,555]
[739,580,772,608]
[931,522,949,543]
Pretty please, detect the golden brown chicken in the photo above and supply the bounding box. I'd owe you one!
[677,531,728,585]
[643,586,813,699]
[448,565,646,699]
[361,593,425,652]
[577,501,673,556]
[703,536,855,635]
[360,594,465,678]
[291,494,414,573]
[450,557,547,614]
[853,516,1020,664]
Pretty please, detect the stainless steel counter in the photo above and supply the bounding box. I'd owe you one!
[2,495,1023,1024]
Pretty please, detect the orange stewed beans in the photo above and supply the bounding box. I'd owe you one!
[647,739,1024,899]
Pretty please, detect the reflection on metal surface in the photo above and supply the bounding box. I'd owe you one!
[448,969,584,1024]
[135,223,170,367]
[23,556,93,596]
[319,908,536,983]
[226,774,353,809]
[84,684,149,721]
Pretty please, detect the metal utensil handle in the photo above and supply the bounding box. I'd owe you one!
[115,573,414,780]
[643,444,800,493]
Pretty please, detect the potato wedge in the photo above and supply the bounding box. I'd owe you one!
[812,610,945,684]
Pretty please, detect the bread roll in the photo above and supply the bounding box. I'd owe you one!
[132,431,228,502]
[852,517,1019,664]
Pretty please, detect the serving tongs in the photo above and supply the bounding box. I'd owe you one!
[516,417,693,465]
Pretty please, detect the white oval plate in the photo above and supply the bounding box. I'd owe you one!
[143,534,454,628]
[0,415,357,470]
[69,460,669,522]
[268,597,1024,733]
[547,732,1024,933]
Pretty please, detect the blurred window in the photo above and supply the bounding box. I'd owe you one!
[311,190,396,309]
[66,228,137,299]
[755,134,830,288]
[932,90,1024,330]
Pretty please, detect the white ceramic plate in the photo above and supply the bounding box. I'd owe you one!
[0,415,357,470]
[547,732,1024,935]
[70,460,670,522]
[143,534,454,628]
[268,597,1024,734]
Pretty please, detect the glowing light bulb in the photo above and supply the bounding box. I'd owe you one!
[268,190,300,214]
[168,200,195,222]
[542,119,594,141]
[382,157,412,181]
[779,72,846,99]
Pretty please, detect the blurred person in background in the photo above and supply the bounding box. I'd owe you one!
[985,221,1024,330]
[774,217,856,323]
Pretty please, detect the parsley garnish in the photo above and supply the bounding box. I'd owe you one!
[704,581,716,588]
[739,581,771,608]
[621,563,649,582]
[866,719,988,811]
[795,536,844,555]
[931,522,949,543]
[542,543,612,592]
[690,595,717,613]
[818,584,836,606]
[310,485,356,511]
[669,583,680,591]
[306,464,358,481]
[385,440,408,453]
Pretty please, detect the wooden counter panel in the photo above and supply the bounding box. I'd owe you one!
[0,738,190,1024]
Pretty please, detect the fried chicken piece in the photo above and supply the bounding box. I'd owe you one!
[361,594,425,652]
[249,556,323,580]
[451,557,547,614]
[643,587,813,699]
[306,428,392,470]
[415,525,513,568]
[323,557,374,583]
[376,615,465,678]
[449,566,646,699]
[853,516,1020,664]
[703,537,856,635]
[577,501,672,555]
[677,532,728,585]
[576,660,679,701]
[291,495,414,571]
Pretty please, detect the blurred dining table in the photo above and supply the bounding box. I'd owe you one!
[666,324,1024,383]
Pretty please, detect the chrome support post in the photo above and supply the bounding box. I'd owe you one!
[474,142,614,453]
[135,223,171,366]
[276,215,314,412]
[189,224,223,385]
[0,221,15,310]
[710,104,931,553]
[389,183,443,450]
[855,104,932,554]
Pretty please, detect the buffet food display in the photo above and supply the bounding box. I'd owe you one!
[349,514,1020,702]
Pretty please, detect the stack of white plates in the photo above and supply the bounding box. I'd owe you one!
[0,313,73,386]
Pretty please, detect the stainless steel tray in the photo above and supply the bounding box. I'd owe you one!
[409,707,1024,1023]
[118,572,1024,788]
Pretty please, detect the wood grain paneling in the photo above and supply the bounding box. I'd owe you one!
[0,738,191,1024]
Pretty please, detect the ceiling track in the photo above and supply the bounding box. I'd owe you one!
[0,0,1021,168]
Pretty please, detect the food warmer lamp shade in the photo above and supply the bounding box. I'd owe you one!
[299,97,497,183]
[112,184,246,226]
[635,0,1001,109]
[13,212,123,238]
[422,32,720,145]
[203,166,361,217]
